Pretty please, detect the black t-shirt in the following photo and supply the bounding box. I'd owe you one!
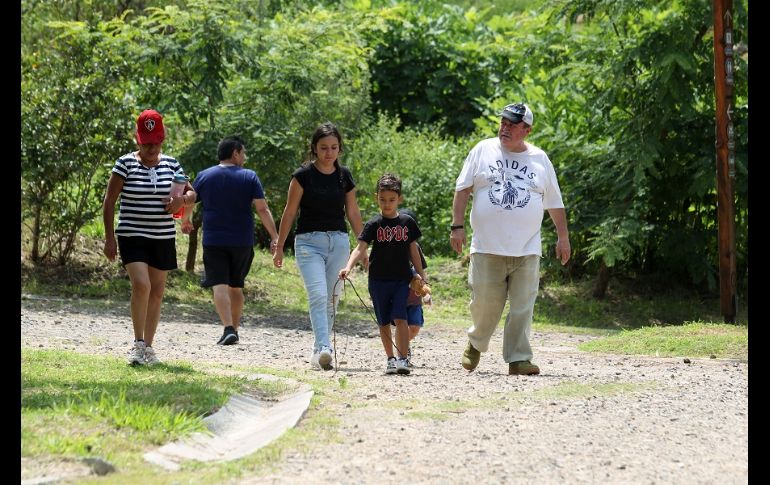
[293,163,356,234]
[359,213,422,281]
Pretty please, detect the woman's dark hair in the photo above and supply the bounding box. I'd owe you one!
[305,122,343,162]
[304,122,345,186]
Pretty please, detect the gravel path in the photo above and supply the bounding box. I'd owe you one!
[21,296,748,484]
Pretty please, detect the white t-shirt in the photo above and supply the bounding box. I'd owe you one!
[455,137,564,257]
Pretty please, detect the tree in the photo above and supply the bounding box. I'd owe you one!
[482,0,748,294]
[365,2,506,137]
[21,22,135,264]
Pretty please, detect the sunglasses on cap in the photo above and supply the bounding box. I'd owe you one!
[501,103,527,123]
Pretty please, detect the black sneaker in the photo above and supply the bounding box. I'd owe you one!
[217,326,238,345]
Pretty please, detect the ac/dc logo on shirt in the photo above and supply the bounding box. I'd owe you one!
[376,225,409,242]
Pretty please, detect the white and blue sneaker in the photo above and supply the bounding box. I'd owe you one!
[396,358,411,375]
[385,357,397,375]
[128,340,146,366]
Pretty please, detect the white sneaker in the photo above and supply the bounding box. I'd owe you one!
[310,350,325,370]
[144,346,160,366]
[396,358,411,375]
[385,357,397,375]
[318,346,333,370]
[128,341,146,366]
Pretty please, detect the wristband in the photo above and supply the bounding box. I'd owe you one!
[450,224,464,230]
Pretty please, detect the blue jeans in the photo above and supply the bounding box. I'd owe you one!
[294,231,350,351]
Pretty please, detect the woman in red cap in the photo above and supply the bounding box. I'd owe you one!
[102,109,196,366]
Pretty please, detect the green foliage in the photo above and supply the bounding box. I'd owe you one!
[534,273,748,329]
[128,1,246,130]
[347,114,474,255]
[21,21,135,264]
[20,0,749,295]
[217,6,373,202]
[441,0,544,16]
[365,2,506,136]
[21,0,175,52]
[503,0,749,290]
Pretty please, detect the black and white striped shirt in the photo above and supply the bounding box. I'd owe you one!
[112,152,184,239]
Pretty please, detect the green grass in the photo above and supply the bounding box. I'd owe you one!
[22,349,292,459]
[524,381,656,401]
[21,346,358,484]
[578,321,748,360]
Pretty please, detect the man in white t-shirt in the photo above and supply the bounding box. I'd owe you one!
[450,103,571,375]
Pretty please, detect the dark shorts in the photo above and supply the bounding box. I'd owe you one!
[368,278,410,326]
[118,236,177,271]
[201,245,254,288]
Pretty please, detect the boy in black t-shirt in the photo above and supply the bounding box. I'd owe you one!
[339,173,427,375]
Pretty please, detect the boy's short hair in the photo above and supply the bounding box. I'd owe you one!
[376,173,402,195]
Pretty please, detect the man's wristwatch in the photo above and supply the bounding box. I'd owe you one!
[450,224,464,230]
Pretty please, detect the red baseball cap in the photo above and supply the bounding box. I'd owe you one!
[135,109,165,144]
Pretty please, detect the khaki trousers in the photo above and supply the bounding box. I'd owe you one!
[467,253,540,363]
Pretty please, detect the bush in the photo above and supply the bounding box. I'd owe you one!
[346,114,475,256]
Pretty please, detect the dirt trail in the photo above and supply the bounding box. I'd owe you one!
[21,297,748,484]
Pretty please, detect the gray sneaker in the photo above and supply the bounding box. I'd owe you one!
[128,341,146,366]
[144,346,160,366]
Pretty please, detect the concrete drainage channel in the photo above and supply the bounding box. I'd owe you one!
[22,374,313,483]
[145,373,314,471]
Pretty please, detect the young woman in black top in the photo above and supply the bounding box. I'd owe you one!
[273,122,366,370]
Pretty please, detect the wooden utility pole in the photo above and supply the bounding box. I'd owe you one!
[712,0,737,323]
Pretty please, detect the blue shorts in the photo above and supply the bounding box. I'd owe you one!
[368,279,410,327]
[406,304,424,327]
[391,304,424,327]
